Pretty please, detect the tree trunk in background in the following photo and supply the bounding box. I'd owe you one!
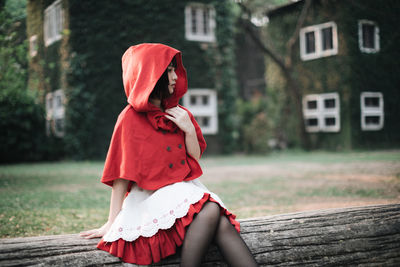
[238,0,312,149]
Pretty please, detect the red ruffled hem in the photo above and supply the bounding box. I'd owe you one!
[97,193,240,265]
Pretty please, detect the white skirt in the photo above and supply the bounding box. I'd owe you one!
[103,179,227,242]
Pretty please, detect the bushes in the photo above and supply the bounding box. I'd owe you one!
[0,89,46,163]
[237,97,273,153]
[0,6,55,163]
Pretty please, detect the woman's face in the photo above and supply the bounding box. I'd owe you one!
[167,64,177,94]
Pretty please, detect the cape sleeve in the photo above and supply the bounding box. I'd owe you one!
[180,105,207,157]
[101,106,139,187]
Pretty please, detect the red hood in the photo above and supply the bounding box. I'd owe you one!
[122,43,187,112]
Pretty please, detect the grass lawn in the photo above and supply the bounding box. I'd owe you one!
[1,150,399,238]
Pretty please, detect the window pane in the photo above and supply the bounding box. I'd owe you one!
[191,8,197,34]
[307,100,317,110]
[202,95,209,105]
[55,118,64,132]
[324,98,336,109]
[56,95,62,107]
[190,95,197,105]
[306,118,318,126]
[203,8,209,34]
[365,116,380,125]
[362,24,375,48]
[305,31,315,54]
[56,4,62,34]
[325,117,336,126]
[321,26,333,51]
[364,97,380,107]
[203,117,210,127]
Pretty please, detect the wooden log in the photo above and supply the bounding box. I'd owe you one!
[0,204,399,266]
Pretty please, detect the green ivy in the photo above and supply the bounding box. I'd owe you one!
[265,0,400,150]
[65,0,239,158]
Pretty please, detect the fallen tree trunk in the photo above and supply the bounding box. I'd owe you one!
[1,204,399,266]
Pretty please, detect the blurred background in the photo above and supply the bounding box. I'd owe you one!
[0,0,399,238]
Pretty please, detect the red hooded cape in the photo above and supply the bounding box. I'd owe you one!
[101,43,206,190]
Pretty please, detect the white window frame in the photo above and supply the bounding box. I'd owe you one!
[300,21,338,61]
[45,89,65,137]
[44,0,63,47]
[358,20,380,53]
[360,92,384,131]
[302,94,320,133]
[182,89,218,134]
[303,92,340,133]
[29,35,38,57]
[185,3,216,42]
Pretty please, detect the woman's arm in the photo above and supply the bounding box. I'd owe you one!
[80,178,129,239]
[165,106,201,161]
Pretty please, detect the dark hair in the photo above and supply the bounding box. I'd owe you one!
[150,57,177,101]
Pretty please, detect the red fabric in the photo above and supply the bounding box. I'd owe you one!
[101,44,206,190]
[97,194,240,265]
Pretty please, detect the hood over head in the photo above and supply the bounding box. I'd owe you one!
[122,43,187,112]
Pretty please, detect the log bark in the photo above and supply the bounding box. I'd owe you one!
[1,204,399,266]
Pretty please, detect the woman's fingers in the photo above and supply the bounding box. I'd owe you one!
[165,114,176,122]
[85,231,102,239]
[79,229,95,236]
[80,228,102,238]
[80,229,103,239]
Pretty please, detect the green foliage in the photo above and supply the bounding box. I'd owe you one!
[265,0,400,150]
[237,97,271,153]
[0,8,46,162]
[63,0,239,158]
[0,9,27,94]
[211,0,240,153]
[0,88,46,162]
[5,0,26,19]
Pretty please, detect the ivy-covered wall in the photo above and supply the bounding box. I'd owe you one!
[266,0,400,150]
[27,0,239,158]
[27,0,67,158]
[64,0,238,158]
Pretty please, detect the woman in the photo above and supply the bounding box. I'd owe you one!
[80,43,257,267]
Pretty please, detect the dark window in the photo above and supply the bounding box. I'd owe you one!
[321,26,333,51]
[203,116,210,127]
[306,118,318,126]
[191,8,197,34]
[55,118,64,132]
[362,24,375,49]
[203,8,209,34]
[307,100,317,110]
[305,31,316,54]
[324,98,336,109]
[56,95,62,107]
[202,95,209,105]
[325,117,336,126]
[365,116,380,125]
[364,97,380,108]
[190,95,197,105]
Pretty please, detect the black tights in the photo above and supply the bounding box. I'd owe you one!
[180,202,258,267]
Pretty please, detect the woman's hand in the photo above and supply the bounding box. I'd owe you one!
[165,106,201,160]
[79,221,112,239]
[165,106,195,134]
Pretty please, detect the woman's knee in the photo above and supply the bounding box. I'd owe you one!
[217,215,235,235]
[197,202,221,224]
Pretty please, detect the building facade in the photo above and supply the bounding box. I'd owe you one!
[266,0,400,149]
[26,0,239,158]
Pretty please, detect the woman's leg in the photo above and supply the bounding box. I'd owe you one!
[180,202,221,267]
[215,215,258,267]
